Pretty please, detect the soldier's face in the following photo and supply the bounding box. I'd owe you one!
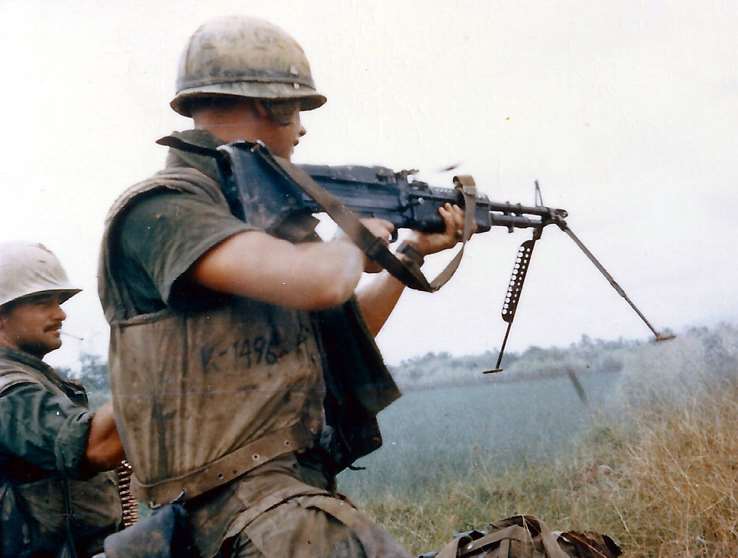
[0,294,66,358]
[265,104,306,160]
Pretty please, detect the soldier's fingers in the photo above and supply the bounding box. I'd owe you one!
[361,218,395,239]
[449,204,476,235]
[439,204,457,234]
[449,204,465,223]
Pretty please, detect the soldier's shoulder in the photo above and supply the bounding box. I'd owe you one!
[0,349,67,398]
[106,165,224,230]
[0,365,40,397]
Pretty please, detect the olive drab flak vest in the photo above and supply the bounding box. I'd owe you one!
[99,148,401,507]
[99,167,329,506]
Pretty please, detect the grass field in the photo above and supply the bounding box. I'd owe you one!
[338,365,738,556]
[338,371,620,501]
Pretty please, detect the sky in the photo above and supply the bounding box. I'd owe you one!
[1,0,736,370]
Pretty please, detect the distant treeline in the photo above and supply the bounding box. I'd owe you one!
[389,322,738,390]
[62,322,738,398]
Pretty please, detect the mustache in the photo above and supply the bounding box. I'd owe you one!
[43,322,63,333]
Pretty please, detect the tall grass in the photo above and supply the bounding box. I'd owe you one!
[362,375,738,556]
[611,378,738,556]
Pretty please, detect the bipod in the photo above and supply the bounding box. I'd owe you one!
[556,223,675,342]
[484,182,674,374]
[484,226,543,374]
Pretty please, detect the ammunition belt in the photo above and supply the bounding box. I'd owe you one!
[116,460,139,527]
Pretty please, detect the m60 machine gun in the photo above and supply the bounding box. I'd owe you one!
[162,137,674,372]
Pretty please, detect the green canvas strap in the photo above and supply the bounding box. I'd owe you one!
[159,135,475,292]
[261,148,476,292]
[436,516,570,558]
[131,422,314,509]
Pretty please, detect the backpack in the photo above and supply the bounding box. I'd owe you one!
[421,515,621,558]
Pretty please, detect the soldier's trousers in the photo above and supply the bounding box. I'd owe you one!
[226,493,412,558]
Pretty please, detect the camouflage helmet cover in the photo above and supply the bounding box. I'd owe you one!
[171,16,327,116]
[0,242,81,308]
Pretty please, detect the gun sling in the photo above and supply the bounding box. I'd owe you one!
[255,148,477,292]
[158,135,476,292]
[131,422,314,508]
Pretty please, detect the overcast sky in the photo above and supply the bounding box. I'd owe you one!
[1,0,736,370]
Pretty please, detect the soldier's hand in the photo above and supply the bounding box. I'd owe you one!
[360,218,395,273]
[334,218,395,273]
[406,203,474,256]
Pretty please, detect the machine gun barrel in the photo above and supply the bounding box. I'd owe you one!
[488,201,568,220]
[489,214,547,229]
[300,164,567,235]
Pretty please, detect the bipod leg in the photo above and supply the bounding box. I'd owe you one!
[484,237,538,373]
[484,319,513,373]
[560,225,675,342]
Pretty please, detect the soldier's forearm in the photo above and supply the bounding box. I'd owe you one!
[356,271,406,336]
[84,401,125,471]
[190,230,365,310]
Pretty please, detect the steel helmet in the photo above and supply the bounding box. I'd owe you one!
[0,242,81,307]
[171,16,327,117]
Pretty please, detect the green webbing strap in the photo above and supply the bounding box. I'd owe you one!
[131,423,314,508]
[437,525,531,557]
[436,516,570,558]
[258,147,476,292]
[159,135,476,292]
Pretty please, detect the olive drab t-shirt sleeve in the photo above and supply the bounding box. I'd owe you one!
[116,189,254,311]
[0,383,92,475]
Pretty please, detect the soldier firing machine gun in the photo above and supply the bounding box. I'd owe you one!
[162,137,675,373]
